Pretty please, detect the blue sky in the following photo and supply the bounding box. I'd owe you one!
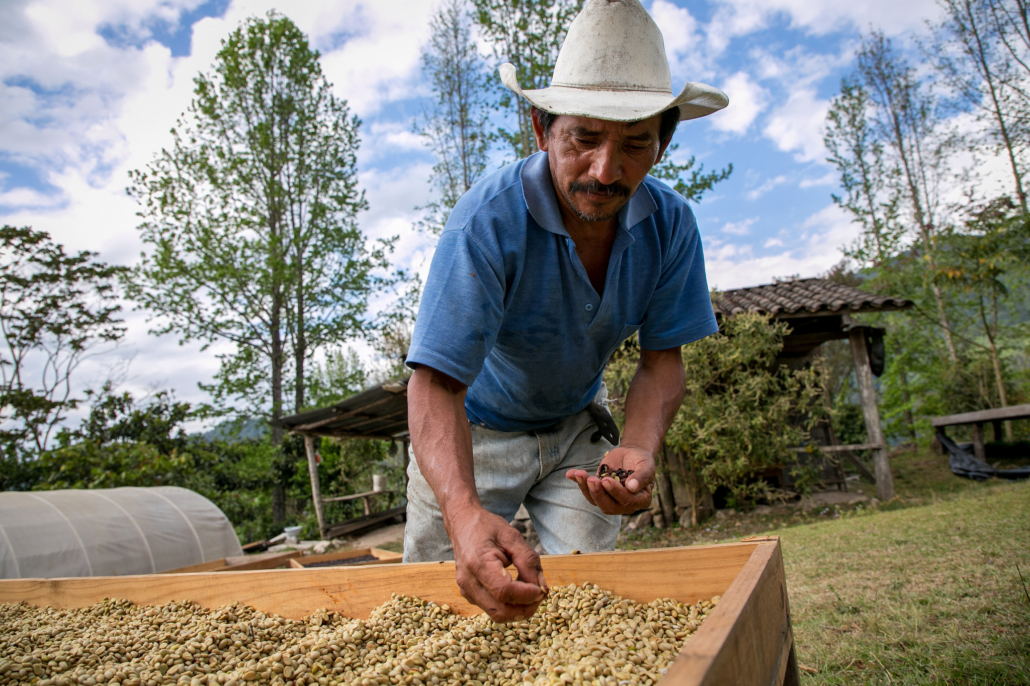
[0,0,945,413]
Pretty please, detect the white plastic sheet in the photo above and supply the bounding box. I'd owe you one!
[0,486,242,579]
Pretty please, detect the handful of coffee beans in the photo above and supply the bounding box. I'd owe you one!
[597,463,634,486]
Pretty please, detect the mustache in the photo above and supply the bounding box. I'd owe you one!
[568,180,631,199]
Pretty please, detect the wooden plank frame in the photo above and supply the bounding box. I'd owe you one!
[288,547,403,569]
[0,540,799,686]
[160,550,302,574]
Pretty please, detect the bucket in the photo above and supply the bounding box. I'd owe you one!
[283,526,303,544]
[372,474,387,492]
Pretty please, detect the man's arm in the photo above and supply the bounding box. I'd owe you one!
[566,346,684,512]
[407,365,548,623]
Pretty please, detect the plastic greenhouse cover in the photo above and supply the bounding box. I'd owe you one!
[0,486,243,579]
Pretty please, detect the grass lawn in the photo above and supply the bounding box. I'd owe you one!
[784,481,1029,684]
[618,448,1030,684]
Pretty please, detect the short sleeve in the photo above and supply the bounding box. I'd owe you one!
[405,229,505,386]
[638,209,718,350]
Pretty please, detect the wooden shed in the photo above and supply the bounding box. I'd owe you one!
[712,278,912,501]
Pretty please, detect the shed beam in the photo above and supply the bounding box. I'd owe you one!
[304,436,327,540]
[849,327,895,501]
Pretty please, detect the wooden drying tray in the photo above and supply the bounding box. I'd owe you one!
[288,547,403,569]
[160,550,302,574]
[0,537,799,686]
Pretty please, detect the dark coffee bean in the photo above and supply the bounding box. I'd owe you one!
[597,464,634,486]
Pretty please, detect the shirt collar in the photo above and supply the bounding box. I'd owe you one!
[520,151,658,237]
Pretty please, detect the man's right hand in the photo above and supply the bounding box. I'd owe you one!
[448,505,549,623]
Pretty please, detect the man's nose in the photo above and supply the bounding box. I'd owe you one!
[589,141,622,186]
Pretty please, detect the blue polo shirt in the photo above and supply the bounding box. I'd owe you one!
[405,151,717,432]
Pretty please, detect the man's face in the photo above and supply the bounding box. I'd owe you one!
[533,111,670,224]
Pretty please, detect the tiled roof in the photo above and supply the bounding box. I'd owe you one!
[713,278,912,318]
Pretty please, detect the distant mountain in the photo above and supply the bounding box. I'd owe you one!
[197,417,269,443]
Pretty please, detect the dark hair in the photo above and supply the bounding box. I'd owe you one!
[534,106,680,144]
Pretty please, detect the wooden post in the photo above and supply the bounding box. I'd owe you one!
[972,422,987,462]
[991,420,1003,443]
[303,436,327,540]
[848,327,895,501]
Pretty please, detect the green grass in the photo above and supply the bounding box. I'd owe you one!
[784,481,1029,684]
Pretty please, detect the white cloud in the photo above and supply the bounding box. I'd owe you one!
[0,187,64,209]
[800,172,837,189]
[763,89,829,162]
[720,217,757,235]
[706,0,941,53]
[649,0,710,81]
[705,204,860,290]
[710,71,768,135]
[747,174,787,200]
[0,0,439,410]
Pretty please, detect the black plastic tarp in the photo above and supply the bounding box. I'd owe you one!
[936,431,1030,481]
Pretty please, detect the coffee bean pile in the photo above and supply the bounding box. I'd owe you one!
[596,465,634,486]
[0,584,718,686]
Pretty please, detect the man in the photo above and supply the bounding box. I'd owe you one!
[403,0,728,623]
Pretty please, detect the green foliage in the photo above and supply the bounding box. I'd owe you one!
[5,387,282,540]
[0,226,126,460]
[606,310,826,519]
[824,79,905,269]
[472,0,583,160]
[305,348,370,410]
[650,145,733,204]
[417,0,492,235]
[127,12,394,433]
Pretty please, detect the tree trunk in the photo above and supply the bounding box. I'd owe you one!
[900,368,917,443]
[656,444,677,526]
[963,0,1028,212]
[979,295,1012,440]
[295,254,305,414]
[270,212,286,526]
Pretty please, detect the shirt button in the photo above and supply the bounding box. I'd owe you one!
[585,303,594,312]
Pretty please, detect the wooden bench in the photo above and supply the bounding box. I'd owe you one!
[931,403,1030,462]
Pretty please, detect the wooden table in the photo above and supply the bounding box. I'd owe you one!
[931,403,1030,461]
[321,489,393,516]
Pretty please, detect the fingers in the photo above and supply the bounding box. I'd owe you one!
[456,564,541,624]
[590,475,653,515]
[506,532,547,593]
[565,469,597,506]
[453,517,547,623]
[624,460,655,493]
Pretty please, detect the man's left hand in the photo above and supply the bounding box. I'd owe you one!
[565,446,655,515]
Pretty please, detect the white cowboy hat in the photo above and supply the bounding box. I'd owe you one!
[500,0,728,123]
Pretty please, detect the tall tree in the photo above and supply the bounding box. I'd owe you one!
[472,0,583,159]
[985,1,1030,125]
[927,0,1028,212]
[825,79,906,270]
[937,198,1030,436]
[417,0,492,234]
[128,13,393,522]
[0,226,125,459]
[852,32,961,362]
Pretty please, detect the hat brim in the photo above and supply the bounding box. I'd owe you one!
[499,63,728,122]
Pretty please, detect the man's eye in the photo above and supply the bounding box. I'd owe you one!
[625,145,648,154]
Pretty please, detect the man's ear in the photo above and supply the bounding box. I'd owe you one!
[531,108,549,152]
[653,136,673,167]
